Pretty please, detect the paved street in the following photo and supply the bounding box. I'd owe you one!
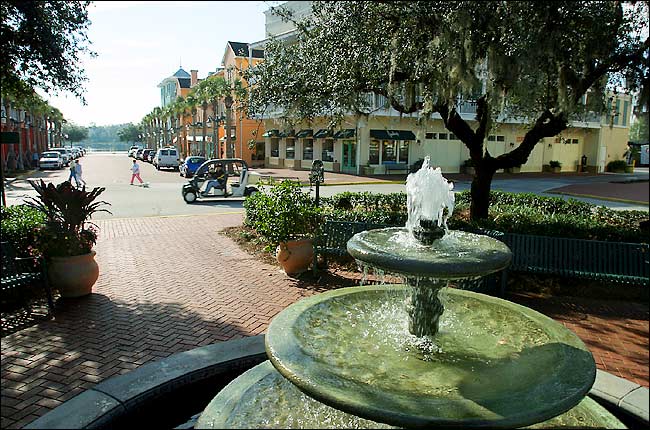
[1,153,648,428]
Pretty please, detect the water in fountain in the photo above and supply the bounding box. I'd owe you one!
[195,156,623,429]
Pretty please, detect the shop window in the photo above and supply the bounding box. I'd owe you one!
[398,141,409,162]
[496,135,505,142]
[449,133,457,140]
[488,135,495,141]
[322,139,334,162]
[572,139,579,144]
[425,132,436,140]
[438,133,448,140]
[286,138,295,159]
[271,138,279,157]
[382,140,397,163]
[303,138,313,160]
[369,139,380,164]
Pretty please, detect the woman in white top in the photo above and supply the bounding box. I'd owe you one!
[130,159,144,185]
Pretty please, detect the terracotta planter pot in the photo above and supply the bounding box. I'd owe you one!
[276,238,314,275]
[48,251,99,298]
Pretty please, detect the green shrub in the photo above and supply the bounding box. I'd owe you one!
[606,160,628,171]
[0,204,47,257]
[318,190,649,243]
[243,180,322,250]
[549,160,562,168]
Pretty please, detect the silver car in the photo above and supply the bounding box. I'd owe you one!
[39,151,64,170]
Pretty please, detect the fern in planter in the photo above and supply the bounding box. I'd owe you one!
[25,180,112,258]
[549,160,562,169]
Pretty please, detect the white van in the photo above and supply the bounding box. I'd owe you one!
[153,147,180,170]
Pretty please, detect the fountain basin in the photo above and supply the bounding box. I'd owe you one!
[265,285,596,429]
[197,360,624,429]
[347,229,512,279]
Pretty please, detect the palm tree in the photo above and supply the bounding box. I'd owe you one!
[185,93,199,156]
[199,76,229,158]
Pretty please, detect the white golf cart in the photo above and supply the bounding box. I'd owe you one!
[181,158,260,203]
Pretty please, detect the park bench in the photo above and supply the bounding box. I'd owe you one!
[1,241,55,317]
[384,163,410,174]
[484,232,650,292]
[312,221,649,295]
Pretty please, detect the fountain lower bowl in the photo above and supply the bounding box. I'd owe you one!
[196,360,624,429]
[264,285,596,429]
[347,229,512,279]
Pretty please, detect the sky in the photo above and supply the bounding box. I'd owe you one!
[39,1,278,127]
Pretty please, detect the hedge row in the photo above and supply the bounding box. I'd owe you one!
[319,191,649,243]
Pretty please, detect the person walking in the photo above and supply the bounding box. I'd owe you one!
[75,159,86,187]
[68,160,79,186]
[130,159,144,185]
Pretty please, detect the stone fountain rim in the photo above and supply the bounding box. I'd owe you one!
[265,285,597,429]
[347,228,513,279]
[23,334,648,429]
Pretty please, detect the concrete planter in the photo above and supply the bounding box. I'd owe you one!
[276,238,313,276]
[48,251,99,298]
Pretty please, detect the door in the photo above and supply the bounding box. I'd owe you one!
[342,140,357,173]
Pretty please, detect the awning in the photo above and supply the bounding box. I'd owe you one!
[262,129,279,137]
[279,129,295,138]
[333,129,355,139]
[296,129,313,138]
[370,129,416,140]
[314,129,333,139]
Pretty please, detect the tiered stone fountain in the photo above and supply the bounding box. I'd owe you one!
[195,157,625,429]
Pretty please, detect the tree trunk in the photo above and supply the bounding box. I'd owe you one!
[470,162,497,220]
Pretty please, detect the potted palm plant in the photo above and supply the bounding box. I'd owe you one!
[549,160,562,173]
[26,180,112,298]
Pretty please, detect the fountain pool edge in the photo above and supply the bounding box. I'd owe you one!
[24,334,648,429]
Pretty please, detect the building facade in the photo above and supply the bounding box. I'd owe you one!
[254,1,633,175]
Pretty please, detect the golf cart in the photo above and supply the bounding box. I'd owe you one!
[181,158,260,203]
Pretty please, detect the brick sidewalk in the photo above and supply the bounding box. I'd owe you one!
[1,213,648,428]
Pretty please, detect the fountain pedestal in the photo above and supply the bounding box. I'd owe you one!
[406,278,446,337]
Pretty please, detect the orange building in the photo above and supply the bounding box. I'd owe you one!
[217,41,266,167]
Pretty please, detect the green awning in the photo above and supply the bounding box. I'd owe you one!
[296,129,313,138]
[314,129,333,138]
[370,129,416,140]
[333,129,355,139]
[262,129,279,137]
[279,129,295,138]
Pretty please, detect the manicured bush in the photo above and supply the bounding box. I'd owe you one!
[607,159,628,172]
[318,190,649,243]
[549,160,562,168]
[243,180,322,250]
[0,204,47,257]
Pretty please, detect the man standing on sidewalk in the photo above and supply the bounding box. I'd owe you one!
[75,159,86,187]
[130,159,144,185]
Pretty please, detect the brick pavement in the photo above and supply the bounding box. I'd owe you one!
[1,213,648,428]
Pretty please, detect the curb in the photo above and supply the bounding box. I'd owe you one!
[547,191,649,206]
[25,335,649,429]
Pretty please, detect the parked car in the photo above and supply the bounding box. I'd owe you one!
[39,151,64,170]
[153,147,180,170]
[147,150,155,163]
[179,156,207,177]
[128,146,140,157]
[49,148,72,166]
[141,149,155,163]
[135,148,146,160]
